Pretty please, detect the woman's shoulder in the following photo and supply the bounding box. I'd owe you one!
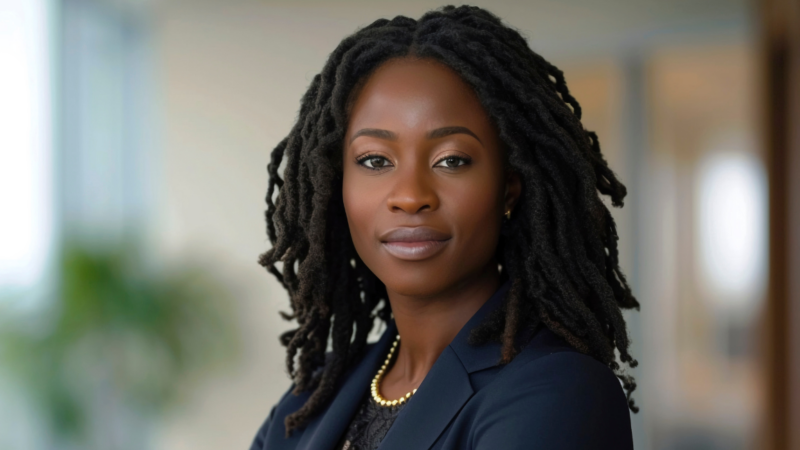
[486,329,629,408]
[466,329,633,448]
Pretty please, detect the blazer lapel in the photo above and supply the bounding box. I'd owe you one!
[378,280,512,450]
[377,345,474,450]
[296,323,396,450]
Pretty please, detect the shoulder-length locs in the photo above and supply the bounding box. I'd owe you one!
[258,4,640,435]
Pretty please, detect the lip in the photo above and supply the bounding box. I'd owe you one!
[379,226,452,261]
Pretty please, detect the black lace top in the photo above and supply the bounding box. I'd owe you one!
[335,391,407,450]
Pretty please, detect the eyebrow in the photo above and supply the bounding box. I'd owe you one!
[348,126,482,145]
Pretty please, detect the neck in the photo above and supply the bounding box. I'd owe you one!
[386,263,501,386]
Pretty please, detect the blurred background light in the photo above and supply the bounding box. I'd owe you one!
[696,143,767,316]
[0,0,53,290]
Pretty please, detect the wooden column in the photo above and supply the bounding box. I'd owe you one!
[761,0,800,448]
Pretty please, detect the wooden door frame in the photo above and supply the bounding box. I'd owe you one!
[761,0,800,449]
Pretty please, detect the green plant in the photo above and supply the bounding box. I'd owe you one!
[0,239,238,442]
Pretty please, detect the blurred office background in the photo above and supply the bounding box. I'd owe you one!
[1,0,798,449]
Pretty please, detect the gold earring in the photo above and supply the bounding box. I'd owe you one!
[505,209,512,220]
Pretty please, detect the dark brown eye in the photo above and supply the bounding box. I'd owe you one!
[434,155,470,168]
[358,155,392,170]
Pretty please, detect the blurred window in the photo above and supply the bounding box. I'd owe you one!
[0,0,53,291]
[696,146,767,318]
[0,1,53,449]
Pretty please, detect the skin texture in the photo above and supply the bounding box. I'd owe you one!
[342,57,521,400]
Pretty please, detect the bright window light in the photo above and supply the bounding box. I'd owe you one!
[0,0,52,288]
[696,145,767,316]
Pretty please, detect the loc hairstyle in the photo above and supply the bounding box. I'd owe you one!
[258,4,640,436]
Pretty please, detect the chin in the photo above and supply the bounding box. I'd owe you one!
[376,263,457,299]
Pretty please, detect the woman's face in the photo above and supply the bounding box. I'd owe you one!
[342,57,519,297]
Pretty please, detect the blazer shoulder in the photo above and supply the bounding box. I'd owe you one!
[469,341,633,449]
[494,328,626,403]
[499,349,627,405]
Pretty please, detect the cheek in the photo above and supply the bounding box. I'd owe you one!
[342,171,381,259]
[445,178,504,252]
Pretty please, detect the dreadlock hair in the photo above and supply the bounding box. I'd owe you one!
[258,4,640,436]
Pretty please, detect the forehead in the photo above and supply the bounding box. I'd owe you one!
[346,57,492,134]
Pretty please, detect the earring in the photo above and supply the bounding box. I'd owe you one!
[505,209,512,220]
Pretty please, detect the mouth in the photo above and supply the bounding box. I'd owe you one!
[379,227,452,261]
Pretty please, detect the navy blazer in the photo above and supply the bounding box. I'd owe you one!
[250,282,633,450]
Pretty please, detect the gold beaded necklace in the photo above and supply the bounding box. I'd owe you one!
[370,334,417,408]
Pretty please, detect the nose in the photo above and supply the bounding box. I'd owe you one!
[386,164,440,214]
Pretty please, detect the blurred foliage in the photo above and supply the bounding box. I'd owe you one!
[0,239,239,441]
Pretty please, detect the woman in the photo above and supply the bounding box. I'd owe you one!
[250,5,639,450]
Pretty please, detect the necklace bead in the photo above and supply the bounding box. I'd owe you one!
[370,334,416,408]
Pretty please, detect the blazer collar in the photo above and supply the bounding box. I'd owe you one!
[296,279,512,450]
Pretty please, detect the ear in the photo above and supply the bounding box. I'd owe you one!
[503,170,522,215]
